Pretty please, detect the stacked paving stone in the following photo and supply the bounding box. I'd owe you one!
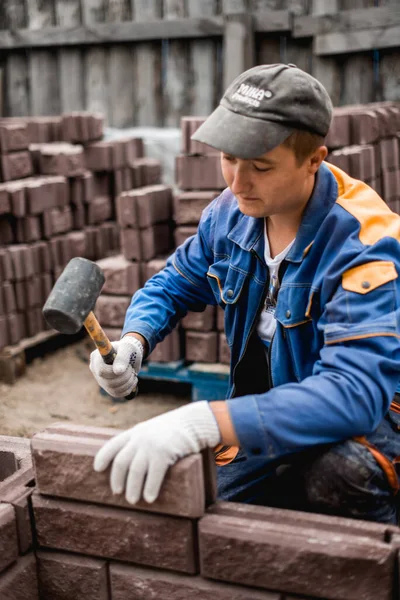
[0,113,162,353]
[1,424,400,598]
[325,101,400,213]
[0,435,38,597]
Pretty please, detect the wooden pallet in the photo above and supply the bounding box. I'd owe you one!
[0,328,85,384]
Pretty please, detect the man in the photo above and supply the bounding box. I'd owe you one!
[90,64,400,524]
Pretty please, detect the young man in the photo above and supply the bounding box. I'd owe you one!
[90,64,400,524]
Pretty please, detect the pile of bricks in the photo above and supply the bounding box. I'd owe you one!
[1,424,400,599]
[0,113,162,353]
[325,101,400,213]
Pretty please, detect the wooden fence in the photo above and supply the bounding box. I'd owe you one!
[0,0,399,127]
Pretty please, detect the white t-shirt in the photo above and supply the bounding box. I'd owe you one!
[256,222,295,347]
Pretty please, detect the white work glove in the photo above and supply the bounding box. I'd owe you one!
[89,336,144,398]
[93,401,221,504]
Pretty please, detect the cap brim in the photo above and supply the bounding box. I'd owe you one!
[191,104,294,159]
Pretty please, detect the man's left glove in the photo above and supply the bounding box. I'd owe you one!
[94,401,221,504]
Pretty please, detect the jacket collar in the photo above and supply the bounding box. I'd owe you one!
[227,161,338,264]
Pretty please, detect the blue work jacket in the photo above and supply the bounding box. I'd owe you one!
[122,162,400,463]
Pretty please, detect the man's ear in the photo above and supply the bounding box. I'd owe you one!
[308,146,328,174]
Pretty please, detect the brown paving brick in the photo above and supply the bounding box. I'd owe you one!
[0,553,39,599]
[174,190,219,225]
[32,428,206,518]
[0,217,14,245]
[87,195,113,224]
[174,225,198,247]
[219,333,230,364]
[97,255,141,295]
[37,551,108,600]
[0,184,11,215]
[0,317,9,348]
[0,504,19,573]
[93,172,111,198]
[95,294,131,327]
[199,512,395,600]
[33,492,198,573]
[121,137,144,166]
[67,231,87,259]
[0,486,33,555]
[2,283,16,314]
[0,123,29,153]
[38,143,85,177]
[382,169,400,201]
[72,201,86,229]
[134,157,162,186]
[325,109,351,149]
[1,151,33,181]
[7,245,35,281]
[25,307,44,337]
[6,312,24,344]
[148,328,182,362]
[186,330,218,363]
[15,215,41,243]
[350,109,380,145]
[181,116,218,156]
[7,181,26,217]
[111,562,280,600]
[121,224,171,262]
[379,137,399,172]
[117,185,172,229]
[182,306,215,331]
[34,241,51,273]
[176,155,226,190]
[145,256,167,280]
[85,141,115,171]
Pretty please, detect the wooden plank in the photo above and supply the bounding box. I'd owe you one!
[0,17,225,49]
[339,0,375,106]
[223,11,255,90]
[82,0,109,123]
[293,4,400,38]
[2,0,29,117]
[311,0,341,107]
[284,0,313,74]
[163,0,190,127]
[252,0,283,86]
[254,9,291,32]
[187,0,219,117]
[315,24,400,55]
[133,1,163,126]
[106,0,135,127]
[55,0,84,112]
[27,0,60,115]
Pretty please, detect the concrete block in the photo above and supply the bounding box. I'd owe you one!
[31,427,207,518]
[175,155,226,190]
[96,255,141,295]
[0,504,19,573]
[117,185,172,229]
[186,331,218,363]
[1,151,33,181]
[110,562,280,600]
[174,191,219,225]
[134,157,162,186]
[32,492,198,573]
[0,122,29,153]
[121,223,171,262]
[0,553,39,599]
[37,551,109,600]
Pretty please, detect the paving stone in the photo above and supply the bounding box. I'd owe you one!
[0,486,33,555]
[85,141,124,171]
[174,226,198,247]
[382,169,400,201]
[379,137,399,172]
[7,181,26,217]
[31,428,207,518]
[38,143,85,177]
[0,553,39,599]
[186,330,218,363]
[116,185,172,229]
[37,551,109,600]
[67,231,87,260]
[181,116,218,156]
[32,492,198,573]
[325,109,351,149]
[0,122,29,153]
[121,137,144,166]
[0,217,14,244]
[199,512,395,600]
[181,306,215,332]
[7,245,35,281]
[94,295,131,327]
[134,157,162,186]
[0,316,9,349]
[350,109,380,145]
[86,195,113,224]
[97,255,141,295]
[0,184,11,215]
[121,223,171,262]
[1,151,33,181]
[176,155,226,190]
[219,333,230,364]
[15,215,42,243]
[1,284,16,318]
[6,313,24,345]
[0,504,19,573]
[148,328,182,362]
[145,256,168,280]
[111,562,281,600]
[174,191,219,225]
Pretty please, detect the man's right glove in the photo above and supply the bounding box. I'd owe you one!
[89,336,144,398]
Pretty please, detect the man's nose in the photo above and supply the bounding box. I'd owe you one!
[230,166,252,195]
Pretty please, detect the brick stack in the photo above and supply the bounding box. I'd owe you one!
[0,113,163,353]
[326,101,400,213]
[0,435,38,598]
[2,424,400,598]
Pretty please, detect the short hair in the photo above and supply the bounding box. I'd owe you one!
[282,129,326,166]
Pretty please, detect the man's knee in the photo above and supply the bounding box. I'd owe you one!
[300,441,396,522]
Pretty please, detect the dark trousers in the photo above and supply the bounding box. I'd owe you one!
[217,413,400,524]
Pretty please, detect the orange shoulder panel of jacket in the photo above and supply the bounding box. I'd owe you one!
[325,161,400,245]
[342,260,397,294]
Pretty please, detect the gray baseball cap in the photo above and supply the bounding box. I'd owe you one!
[191,63,333,159]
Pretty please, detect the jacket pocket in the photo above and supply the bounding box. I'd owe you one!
[207,263,247,306]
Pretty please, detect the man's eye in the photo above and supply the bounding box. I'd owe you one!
[222,155,235,162]
[254,165,270,172]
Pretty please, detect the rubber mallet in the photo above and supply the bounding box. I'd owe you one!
[42,256,137,400]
